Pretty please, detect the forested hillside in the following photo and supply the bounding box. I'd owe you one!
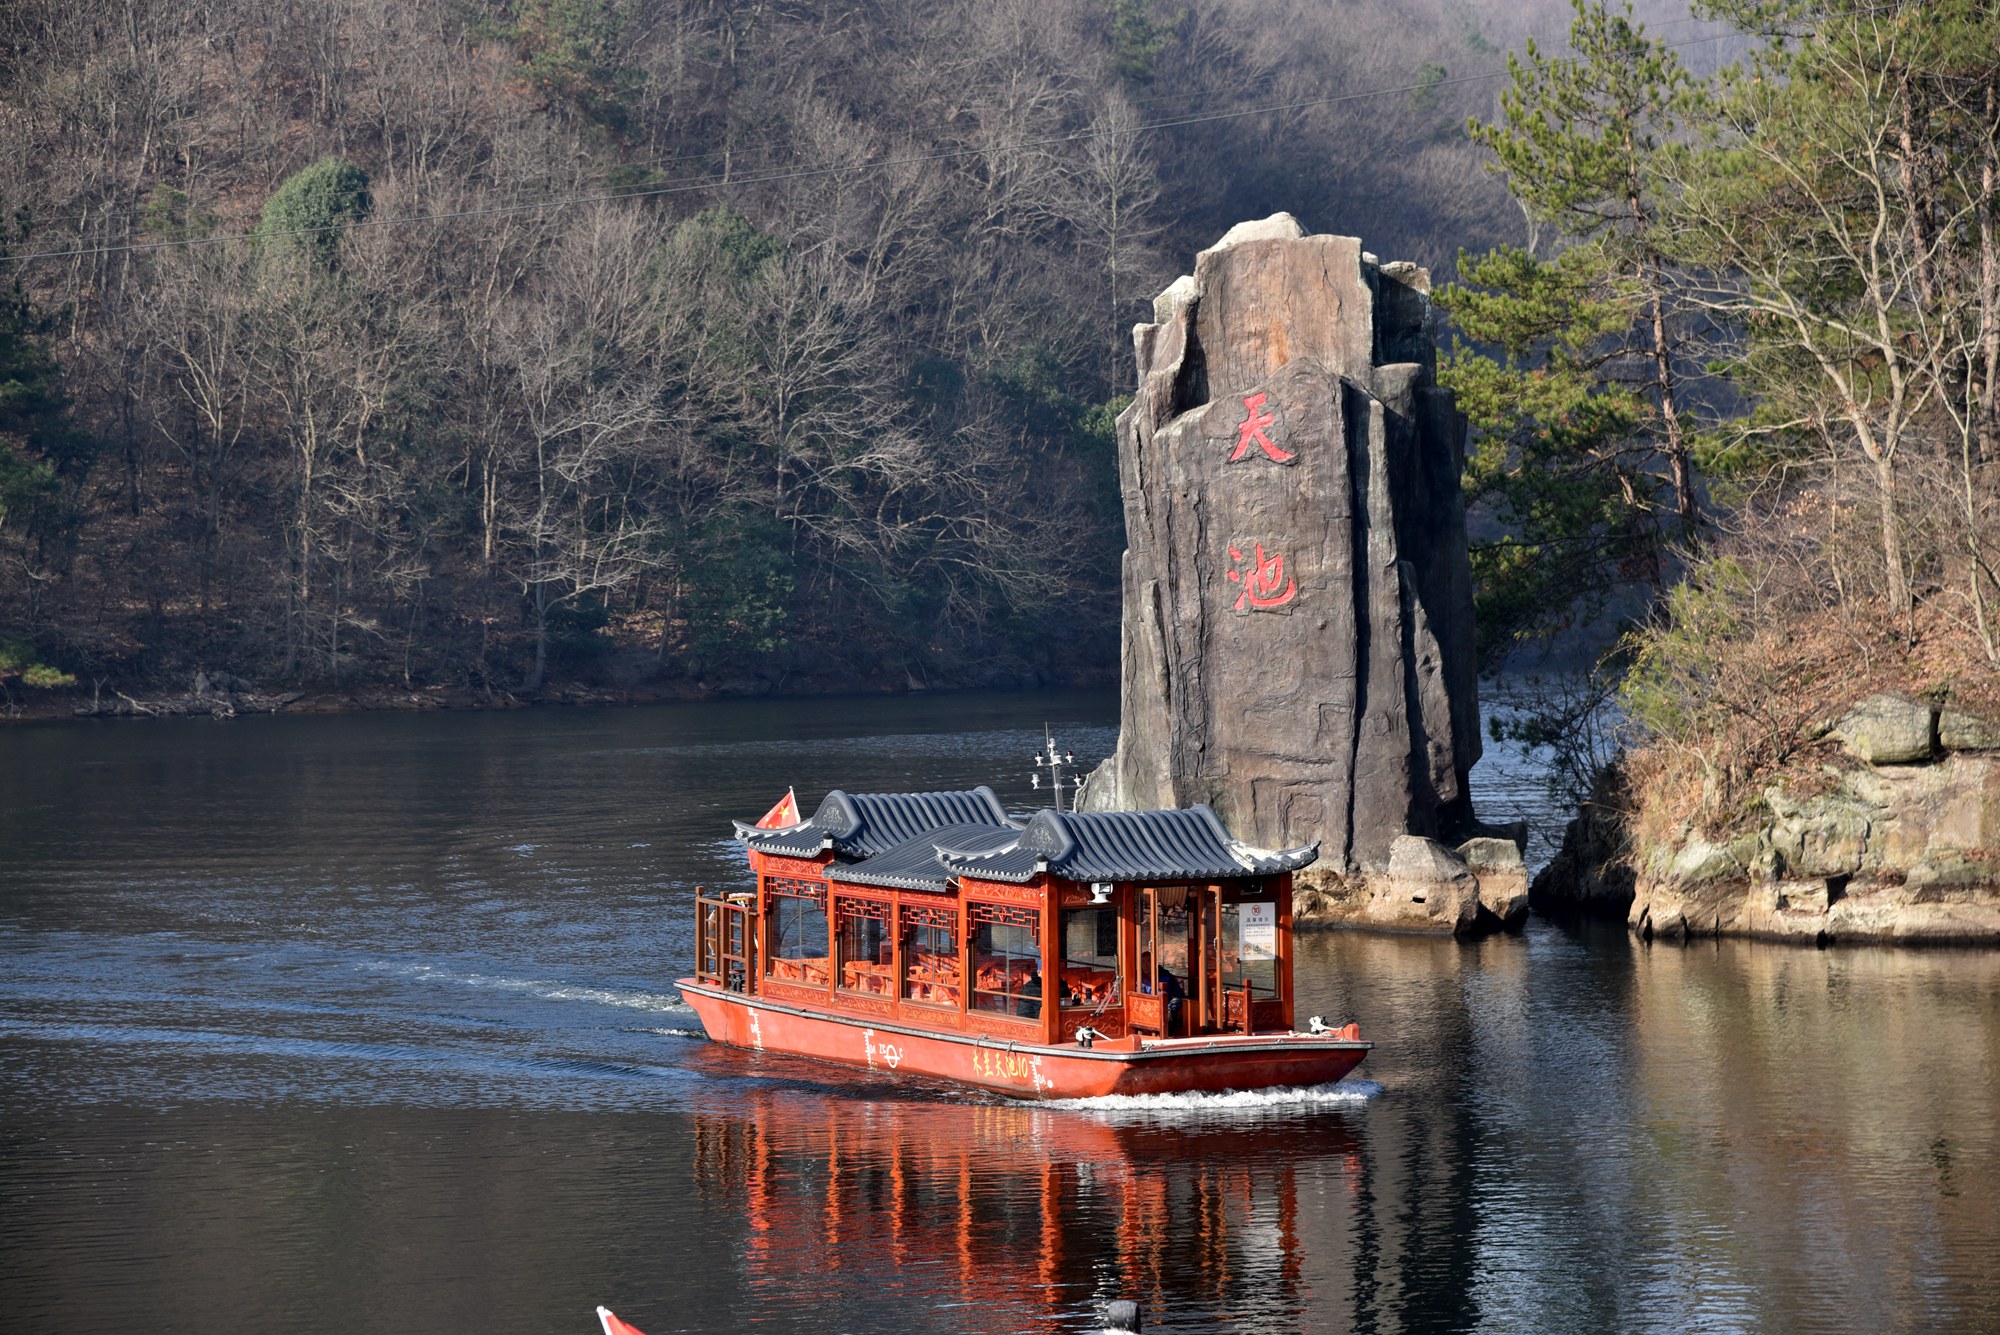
[0,0,1659,705]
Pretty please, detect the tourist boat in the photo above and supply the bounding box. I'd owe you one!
[677,785,1370,1099]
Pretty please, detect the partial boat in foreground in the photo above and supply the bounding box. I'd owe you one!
[677,786,1369,1100]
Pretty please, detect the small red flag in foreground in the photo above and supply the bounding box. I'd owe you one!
[755,787,800,829]
[597,1306,648,1335]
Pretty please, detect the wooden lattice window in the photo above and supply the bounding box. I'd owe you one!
[767,876,825,904]
[1058,905,1120,1009]
[835,896,892,995]
[969,901,1041,1019]
[765,876,829,986]
[901,902,961,1007]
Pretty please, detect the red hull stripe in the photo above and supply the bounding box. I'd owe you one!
[677,979,1368,1100]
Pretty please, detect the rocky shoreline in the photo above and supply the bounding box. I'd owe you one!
[1535,693,2000,946]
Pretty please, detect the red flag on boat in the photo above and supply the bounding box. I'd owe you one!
[755,787,800,829]
[597,1307,648,1335]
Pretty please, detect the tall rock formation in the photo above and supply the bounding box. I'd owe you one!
[1082,215,1482,879]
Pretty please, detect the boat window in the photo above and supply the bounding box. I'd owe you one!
[1138,888,1191,996]
[1219,899,1277,999]
[901,903,960,1007]
[766,878,829,987]
[835,897,892,995]
[1058,906,1118,1009]
[969,903,1041,1020]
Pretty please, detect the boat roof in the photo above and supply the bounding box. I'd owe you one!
[735,786,1013,859]
[933,806,1318,884]
[827,822,1020,893]
[738,788,1316,887]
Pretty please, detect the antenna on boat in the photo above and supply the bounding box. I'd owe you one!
[1030,725,1084,812]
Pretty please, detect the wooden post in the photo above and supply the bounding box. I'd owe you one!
[1048,875,1064,1055]
[1277,873,1295,1030]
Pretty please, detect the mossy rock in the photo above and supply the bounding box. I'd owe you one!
[1939,708,2000,751]
[1831,693,1936,764]
[1670,836,1743,883]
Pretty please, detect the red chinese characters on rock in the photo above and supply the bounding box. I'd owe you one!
[1226,543,1298,612]
[1228,392,1294,464]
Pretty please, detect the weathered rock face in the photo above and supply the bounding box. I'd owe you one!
[1082,215,1482,880]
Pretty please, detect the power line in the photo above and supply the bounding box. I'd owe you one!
[1,24,1751,268]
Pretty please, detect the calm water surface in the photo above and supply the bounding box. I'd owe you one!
[1,692,1995,1334]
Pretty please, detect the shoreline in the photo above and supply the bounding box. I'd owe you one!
[3,671,1116,728]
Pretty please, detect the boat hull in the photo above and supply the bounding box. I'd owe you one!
[677,979,1369,1100]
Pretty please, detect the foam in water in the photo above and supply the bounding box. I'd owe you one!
[1041,1078,1382,1114]
[365,961,695,1014]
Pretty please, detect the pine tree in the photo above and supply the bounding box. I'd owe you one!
[1439,0,1700,658]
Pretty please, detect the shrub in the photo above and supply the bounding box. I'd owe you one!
[258,158,371,265]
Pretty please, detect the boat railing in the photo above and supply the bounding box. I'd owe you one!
[1222,977,1277,1035]
[694,888,758,994]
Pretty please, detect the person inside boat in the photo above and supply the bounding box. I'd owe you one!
[1139,953,1186,1033]
[1015,967,1042,1019]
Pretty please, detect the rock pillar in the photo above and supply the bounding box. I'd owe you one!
[1082,214,1481,875]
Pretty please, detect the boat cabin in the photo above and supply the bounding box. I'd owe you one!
[693,787,1319,1047]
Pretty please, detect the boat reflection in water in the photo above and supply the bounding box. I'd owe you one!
[689,1084,1370,1329]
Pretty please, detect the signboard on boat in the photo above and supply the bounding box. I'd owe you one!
[1241,902,1277,960]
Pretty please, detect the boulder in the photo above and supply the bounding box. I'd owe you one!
[1209,212,1309,250]
[1458,836,1529,930]
[1904,853,2000,896]
[1831,693,1936,764]
[1360,835,1482,934]
[1940,707,2000,751]
[1083,217,1483,874]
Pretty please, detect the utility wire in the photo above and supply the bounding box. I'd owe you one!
[1,23,1756,268]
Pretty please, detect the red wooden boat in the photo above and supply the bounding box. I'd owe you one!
[678,786,1369,1099]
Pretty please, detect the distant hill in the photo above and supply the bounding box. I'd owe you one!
[0,0,1714,702]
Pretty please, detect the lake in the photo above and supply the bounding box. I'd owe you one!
[2,691,1995,1333]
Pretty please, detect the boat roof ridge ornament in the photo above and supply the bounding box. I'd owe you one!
[1019,808,1080,865]
[816,790,864,840]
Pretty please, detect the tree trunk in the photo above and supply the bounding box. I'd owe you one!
[1874,451,1910,628]
[1647,276,1693,536]
[526,580,549,693]
[1980,78,1999,463]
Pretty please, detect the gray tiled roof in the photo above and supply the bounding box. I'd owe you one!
[736,786,1012,859]
[827,823,1021,893]
[933,805,1318,884]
